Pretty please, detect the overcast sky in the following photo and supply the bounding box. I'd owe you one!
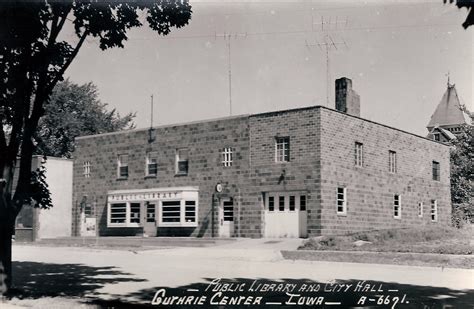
[65,0,473,136]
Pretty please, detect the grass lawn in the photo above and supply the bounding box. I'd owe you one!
[298,225,473,255]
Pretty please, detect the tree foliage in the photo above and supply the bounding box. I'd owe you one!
[36,79,135,158]
[0,0,192,291]
[450,125,473,226]
[444,0,474,29]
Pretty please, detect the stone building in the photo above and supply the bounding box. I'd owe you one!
[72,78,451,238]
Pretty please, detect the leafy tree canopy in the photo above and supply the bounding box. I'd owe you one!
[36,79,135,158]
[444,0,474,28]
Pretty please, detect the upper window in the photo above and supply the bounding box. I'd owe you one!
[431,200,438,222]
[146,152,158,177]
[418,202,423,218]
[83,161,91,178]
[433,133,440,141]
[222,147,233,167]
[432,161,440,181]
[117,154,129,179]
[389,151,397,173]
[176,149,189,175]
[354,142,363,167]
[393,194,401,219]
[275,137,290,162]
[337,187,347,215]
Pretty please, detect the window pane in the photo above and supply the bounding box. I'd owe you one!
[130,203,140,223]
[268,196,274,211]
[289,196,295,211]
[185,200,196,223]
[147,203,156,222]
[279,196,285,211]
[110,203,126,223]
[300,195,306,211]
[162,201,181,222]
[223,201,234,221]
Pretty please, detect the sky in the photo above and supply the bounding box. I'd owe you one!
[65,0,473,136]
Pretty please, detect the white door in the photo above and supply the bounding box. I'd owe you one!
[219,199,234,237]
[264,193,307,238]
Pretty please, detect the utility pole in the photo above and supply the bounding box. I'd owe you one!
[148,94,155,143]
[306,16,349,107]
[215,32,247,116]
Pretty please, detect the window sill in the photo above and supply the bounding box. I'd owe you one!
[393,216,401,220]
[116,177,128,181]
[175,172,188,177]
[336,212,347,216]
[144,175,157,179]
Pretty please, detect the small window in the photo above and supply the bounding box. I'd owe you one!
[389,151,397,173]
[130,202,141,223]
[110,203,126,223]
[185,201,196,223]
[337,187,347,215]
[146,202,156,223]
[222,147,233,167]
[354,142,363,167]
[289,196,295,211]
[176,149,189,175]
[432,161,440,181]
[268,196,274,212]
[300,195,306,211]
[275,137,290,162]
[162,201,181,223]
[393,194,401,219]
[223,200,234,222]
[418,202,423,218]
[431,200,438,222]
[278,196,285,211]
[83,161,91,178]
[433,133,440,141]
[146,152,158,176]
[117,154,129,179]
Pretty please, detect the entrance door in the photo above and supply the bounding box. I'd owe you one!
[219,199,234,237]
[143,201,157,236]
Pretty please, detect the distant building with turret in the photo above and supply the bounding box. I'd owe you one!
[426,82,472,143]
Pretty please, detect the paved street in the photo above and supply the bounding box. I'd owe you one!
[11,239,474,307]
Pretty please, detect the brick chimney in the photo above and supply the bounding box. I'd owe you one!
[335,77,360,117]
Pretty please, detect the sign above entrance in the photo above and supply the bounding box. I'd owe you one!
[107,186,199,203]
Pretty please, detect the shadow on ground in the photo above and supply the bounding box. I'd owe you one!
[10,261,147,299]
[7,264,474,308]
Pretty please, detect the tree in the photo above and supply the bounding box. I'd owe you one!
[450,124,474,226]
[36,79,135,158]
[0,1,192,292]
[444,0,474,29]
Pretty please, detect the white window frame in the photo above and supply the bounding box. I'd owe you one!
[393,194,401,219]
[83,161,91,178]
[418,202,423,218]
[117,154,129,179]
[222,147,233,167]
[433,133,440,141]
[146,152,158,177]
[275,137,290,163]
[265,192,306,212]
[389,150,397,173]
[431,200,438,222]
[175,148,189,175]
[355,142,363,167]
[336,187,347,215]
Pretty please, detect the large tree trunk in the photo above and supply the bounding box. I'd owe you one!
[0,222,13,293]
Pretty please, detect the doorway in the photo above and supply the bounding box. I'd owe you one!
[219,199,234,237]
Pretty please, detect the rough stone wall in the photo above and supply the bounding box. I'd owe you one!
[318,107,451,235]
[73,115,253,237]
[248,107,322,236]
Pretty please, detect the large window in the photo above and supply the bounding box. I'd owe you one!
[432,161,440,181]
[146,152,158,177]
[117,154,129,179]
[393,194,401,219]
[176,149,189,175]
[162,201,181,223]
[130,202,141,223]
[337,187,347,215]
[431,200,438,222]
[275,137,290,162]
[110,203,126,224]
[354,142,363,167]
[222,147,233,167]
[389,151,397,173]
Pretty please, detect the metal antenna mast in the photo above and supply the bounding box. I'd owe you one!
[215,32,247,116]
[306,15,348,107]
[150,94,154,128]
